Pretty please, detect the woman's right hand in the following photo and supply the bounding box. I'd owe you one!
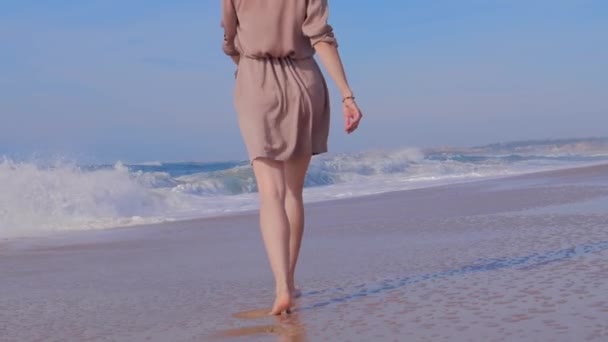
[343,99,362,134]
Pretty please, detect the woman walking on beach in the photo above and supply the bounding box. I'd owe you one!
[221,0,362,315]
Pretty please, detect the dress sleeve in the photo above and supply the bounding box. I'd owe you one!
[221,0,239,56]
[302,0,338,47]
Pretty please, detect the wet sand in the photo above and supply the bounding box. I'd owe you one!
[1,164,608,341]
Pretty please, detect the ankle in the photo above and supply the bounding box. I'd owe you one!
[275,283,290,295]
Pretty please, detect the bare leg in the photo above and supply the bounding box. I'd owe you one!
[251,157,293,315]
[283,154,312,297]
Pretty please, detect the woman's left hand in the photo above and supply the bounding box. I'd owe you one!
[343,99,363,134]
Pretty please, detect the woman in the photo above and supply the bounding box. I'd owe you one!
[221,0,363,315]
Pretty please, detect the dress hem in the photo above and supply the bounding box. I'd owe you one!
[248,148,328,165]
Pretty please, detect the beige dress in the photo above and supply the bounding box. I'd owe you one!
[221,0,337,162]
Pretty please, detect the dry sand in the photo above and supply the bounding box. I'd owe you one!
[1,164,608,341]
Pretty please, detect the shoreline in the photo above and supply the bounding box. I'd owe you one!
[3,161,608,247]
[2,159,608,341]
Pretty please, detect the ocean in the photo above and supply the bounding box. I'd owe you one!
[2,137,607,239]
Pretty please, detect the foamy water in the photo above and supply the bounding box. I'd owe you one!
[2,137,608,238]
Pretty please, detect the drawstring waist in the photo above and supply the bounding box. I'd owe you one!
[235,53,319,79]
[241,53,313,61]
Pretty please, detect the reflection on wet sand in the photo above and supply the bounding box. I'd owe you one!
[3,163,608,341]
[213,310,307,341]
[297,239,608,311]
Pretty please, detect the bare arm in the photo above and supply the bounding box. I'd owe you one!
[313,41,352,98]
[314,41,362,134]
[303,0,362,133]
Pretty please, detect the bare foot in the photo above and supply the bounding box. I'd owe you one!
[291,287,302,298]
[268,291,293,315]
[288,278,302,298]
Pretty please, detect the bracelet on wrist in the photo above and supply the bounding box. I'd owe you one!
[342,95,355,103]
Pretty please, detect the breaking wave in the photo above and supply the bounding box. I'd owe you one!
[2,137,607,238]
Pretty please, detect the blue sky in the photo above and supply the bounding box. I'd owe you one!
[1,1,607,163]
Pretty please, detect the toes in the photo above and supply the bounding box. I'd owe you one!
[268,301,293,316]
[268,308,291,316]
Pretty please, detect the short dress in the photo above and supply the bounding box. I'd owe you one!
[221,0,338,162]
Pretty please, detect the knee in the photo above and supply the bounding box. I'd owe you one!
[259,184,286,204]
[285,189,303,203]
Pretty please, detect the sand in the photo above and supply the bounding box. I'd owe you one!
[1,164,608,341]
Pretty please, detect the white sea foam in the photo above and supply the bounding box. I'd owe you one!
[2,138,607,238]
[0,159,194,238]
